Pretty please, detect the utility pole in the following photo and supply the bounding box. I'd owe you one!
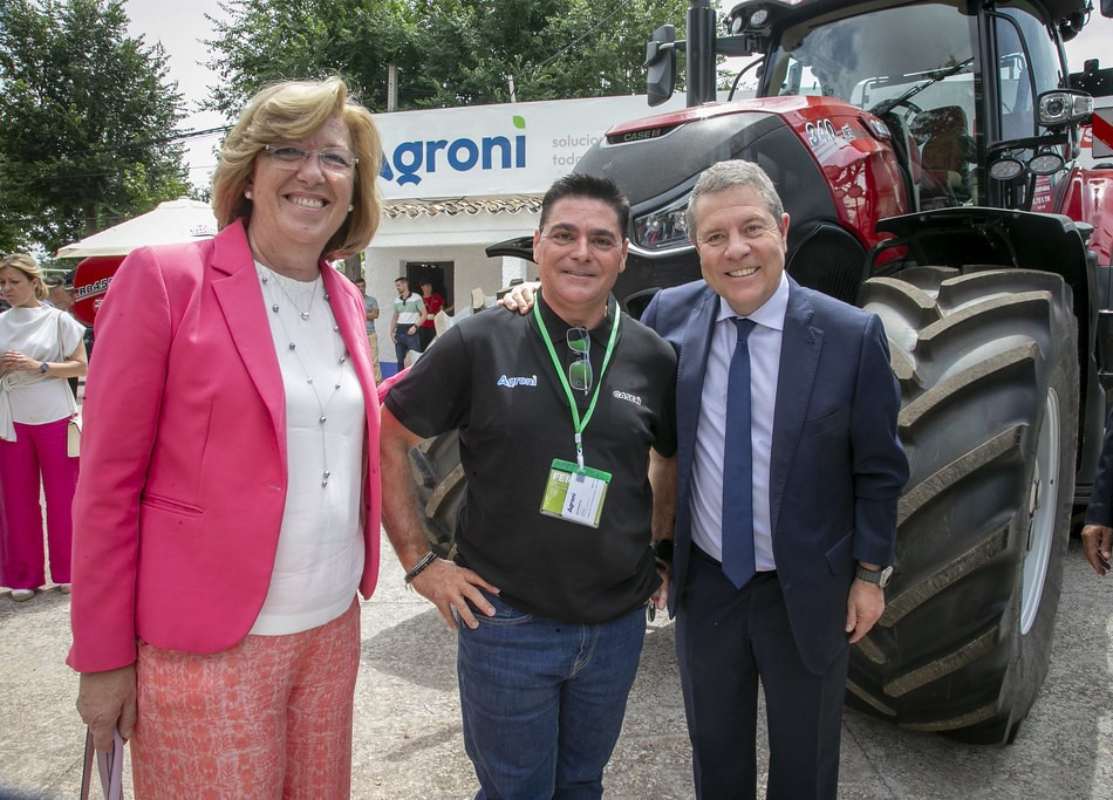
[507,74,517,103]
[387,64,398,112]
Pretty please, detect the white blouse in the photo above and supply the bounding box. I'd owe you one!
[250,263,366,636]
[0,306,85,436]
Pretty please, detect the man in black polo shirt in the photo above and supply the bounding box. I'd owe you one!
[381,173,677,799]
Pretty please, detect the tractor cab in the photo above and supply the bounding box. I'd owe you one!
[647,0,1110,215]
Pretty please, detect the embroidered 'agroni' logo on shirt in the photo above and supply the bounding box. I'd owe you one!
[497,374,538,388]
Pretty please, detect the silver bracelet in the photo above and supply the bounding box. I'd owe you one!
[403,551,437,585]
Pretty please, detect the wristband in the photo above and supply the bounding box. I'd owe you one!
[404,551,437,585]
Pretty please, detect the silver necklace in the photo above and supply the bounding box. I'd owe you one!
[269,270,319,320]
[258,265,349,488]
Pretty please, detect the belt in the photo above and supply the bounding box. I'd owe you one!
[692,545,777,582]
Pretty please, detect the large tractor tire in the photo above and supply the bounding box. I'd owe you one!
[408,429,464,558]
[851,265,1078,744]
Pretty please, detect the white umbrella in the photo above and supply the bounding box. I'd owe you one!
[56,198,217,258]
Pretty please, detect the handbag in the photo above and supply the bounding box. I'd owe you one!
[68,413,82,457]
[79,727,124,800]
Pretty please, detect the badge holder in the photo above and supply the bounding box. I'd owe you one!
[541,459,612,528]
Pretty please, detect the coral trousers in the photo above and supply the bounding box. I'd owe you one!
[0,418,77,589]
[132,597,361,799]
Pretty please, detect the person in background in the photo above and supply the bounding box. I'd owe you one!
[0,253,87,601]
[417,279,445,350]
[390,276,425,368]
[70,77,384,798]
[355,278,382,382]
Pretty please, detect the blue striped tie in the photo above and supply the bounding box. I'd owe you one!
[722,317,757,589]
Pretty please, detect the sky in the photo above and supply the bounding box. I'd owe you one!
[123,0,1113,189]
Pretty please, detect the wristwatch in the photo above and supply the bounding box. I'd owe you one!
[38,361,49,375]
[855,564,894,588]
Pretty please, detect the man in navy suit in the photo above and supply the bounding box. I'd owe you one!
[639,160,908,799]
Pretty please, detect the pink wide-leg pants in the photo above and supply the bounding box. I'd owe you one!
[0,418,78,589]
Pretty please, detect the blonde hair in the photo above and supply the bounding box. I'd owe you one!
[211,77,383,259]
[0,253,48,300]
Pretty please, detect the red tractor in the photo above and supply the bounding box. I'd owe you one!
[429,0,1113,744]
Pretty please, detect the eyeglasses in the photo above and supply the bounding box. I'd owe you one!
[567,327,593,394]
[263,144,359,174]
[542,229,620,253]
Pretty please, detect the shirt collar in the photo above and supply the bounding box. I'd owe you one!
[538,293,619,346]
[716,270,789,332]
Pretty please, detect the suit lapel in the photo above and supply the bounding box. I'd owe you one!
[676,286,720,506]
[210,221,286,465]
[769,280,823,537]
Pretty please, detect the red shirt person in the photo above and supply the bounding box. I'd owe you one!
[418,281,445,350]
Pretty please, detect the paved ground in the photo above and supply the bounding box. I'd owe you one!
[1,533,1111,799]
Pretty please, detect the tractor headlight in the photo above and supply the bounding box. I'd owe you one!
[989,157,1025,181]
[633,192,692,251]
[1038,90,1093,128]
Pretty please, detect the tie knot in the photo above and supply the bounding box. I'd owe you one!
[732,317,757,343]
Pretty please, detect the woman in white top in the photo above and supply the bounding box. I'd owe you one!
[0,253,87,601]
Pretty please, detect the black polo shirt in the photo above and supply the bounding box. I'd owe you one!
[386,295,677,624]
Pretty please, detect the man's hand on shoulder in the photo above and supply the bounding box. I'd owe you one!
[845,576,885,644]
[410,558,501,630]
[498,281,540,315]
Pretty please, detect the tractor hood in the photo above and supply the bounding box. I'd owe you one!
[577,96,866,253]
[580,99,796,209]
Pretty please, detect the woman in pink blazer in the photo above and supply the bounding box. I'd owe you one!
[71,78,384,798]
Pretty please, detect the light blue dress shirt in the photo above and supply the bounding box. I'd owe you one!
[690,272,789,571]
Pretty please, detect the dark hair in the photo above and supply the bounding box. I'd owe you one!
[394,276,408,283]
[539,173,630,236]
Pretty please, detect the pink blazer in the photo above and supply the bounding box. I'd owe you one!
[68,221,382,673]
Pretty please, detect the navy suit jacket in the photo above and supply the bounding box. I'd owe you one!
[642,277,909,675]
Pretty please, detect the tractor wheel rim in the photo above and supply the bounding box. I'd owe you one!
[1021,389,1059,636]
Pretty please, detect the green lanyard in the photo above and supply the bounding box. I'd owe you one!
[532,292,621,471]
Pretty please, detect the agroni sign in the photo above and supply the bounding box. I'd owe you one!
[380,114,527,187]
[373,94,684,200]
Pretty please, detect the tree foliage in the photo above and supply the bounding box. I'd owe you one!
[203,0,690,116]
[0,0,190,254]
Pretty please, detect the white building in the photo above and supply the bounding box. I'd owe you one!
[365,93,683,374]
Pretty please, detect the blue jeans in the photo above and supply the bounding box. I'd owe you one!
[457,592,647,800]
[394,329,422,366]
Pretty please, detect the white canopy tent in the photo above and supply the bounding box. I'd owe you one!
[56,198,217,258]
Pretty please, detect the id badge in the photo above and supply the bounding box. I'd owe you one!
[540,458,612,528]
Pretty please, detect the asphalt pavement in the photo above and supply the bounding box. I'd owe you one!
[1,533,1111,799]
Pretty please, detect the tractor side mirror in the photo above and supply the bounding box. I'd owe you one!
[1070,61,1113,98]
[646,25,677,107]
